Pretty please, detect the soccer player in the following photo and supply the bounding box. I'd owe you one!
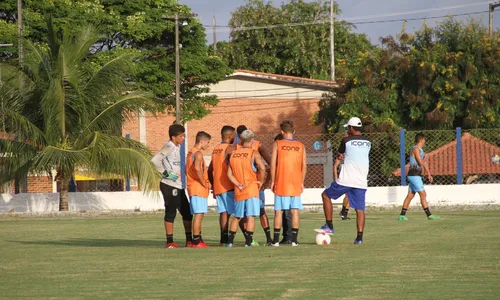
[226,130,266,247]
[398,133,440,221]
[186,131,212,248]
[334,131,351,221]
[315,117,371,245]
[274,133,292,244]
[270,121,307,247]
[234,125,273,246]
[151,124,193,248]
[208,126,236,246]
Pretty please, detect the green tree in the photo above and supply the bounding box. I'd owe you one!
[0,0,232,122]
[0,20,158,210]
[318,18,500,132]
[217,0,372,79]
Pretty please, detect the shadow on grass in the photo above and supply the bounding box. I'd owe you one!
[11,238,321,247]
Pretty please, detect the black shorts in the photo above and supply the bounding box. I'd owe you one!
[160,182,192,222]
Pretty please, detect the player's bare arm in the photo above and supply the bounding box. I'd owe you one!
[227,165,244,191]
[207,161,214,187]
[269,141,278,191]
[333,158,341,182]
[413,147,433,183]
[253,150,266,188]
[258,144,272,165]
[194,151,208,189]
[302,147,307,191]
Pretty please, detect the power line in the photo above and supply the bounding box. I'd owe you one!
[203,4,494,33]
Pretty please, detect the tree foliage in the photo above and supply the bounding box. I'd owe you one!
[318,18,500,132]
[216,0,372,79]
[0,21,158,210]
[0,0,232,121]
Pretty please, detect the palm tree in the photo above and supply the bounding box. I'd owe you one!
[0,20,158,211]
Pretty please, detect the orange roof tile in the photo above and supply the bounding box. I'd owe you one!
[393,133,500,176]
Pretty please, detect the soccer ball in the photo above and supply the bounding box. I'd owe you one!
[315,233,331,245]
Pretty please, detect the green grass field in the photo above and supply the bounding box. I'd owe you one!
[1,211,500,299]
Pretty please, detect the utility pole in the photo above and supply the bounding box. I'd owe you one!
[162,13,197,124]
[330,0,335,81]
[213,12,217,56]
[490,2,500,37]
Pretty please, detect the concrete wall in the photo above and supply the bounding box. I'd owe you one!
[1,184,499,213]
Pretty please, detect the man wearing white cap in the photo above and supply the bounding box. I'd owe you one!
[315,117,371,245]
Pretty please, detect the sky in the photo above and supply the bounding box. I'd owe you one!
[178,0,500,45]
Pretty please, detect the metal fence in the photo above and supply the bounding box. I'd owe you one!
[253,128,500,188]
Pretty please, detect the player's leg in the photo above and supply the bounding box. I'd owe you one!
[272,195,287,246]
[179,189,193,247]
[259,190,272,245]
[227,200,245,247]
[281,209,292,244]
[190,196,208,248]
[216,192,231,246]
[316,182,348,234]
[417,190,440,220]
[244,197,261,247]
[290,196,303,246]
[347,188,366,244]
[339,194,350,220]
[160,183,180,248]
[398,191,415,220]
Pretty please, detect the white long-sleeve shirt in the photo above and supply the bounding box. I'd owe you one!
[151,141,182,189]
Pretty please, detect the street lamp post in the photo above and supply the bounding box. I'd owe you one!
[162,13,197,124]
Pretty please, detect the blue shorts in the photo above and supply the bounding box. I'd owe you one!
[323,182,366,211]
[234,197,260,218]
[407,176,425,193]
[259,190,265,209]
[274,196,303,211]
[216,191,235,214]
[190,196,208,214]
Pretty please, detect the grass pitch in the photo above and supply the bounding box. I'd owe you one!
[1,211,499,299]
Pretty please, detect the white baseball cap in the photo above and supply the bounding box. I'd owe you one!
[343,117,362,128]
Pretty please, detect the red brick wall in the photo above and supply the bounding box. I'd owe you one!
[130,98,322,155]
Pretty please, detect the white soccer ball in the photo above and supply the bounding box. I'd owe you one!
[315,233,331,245]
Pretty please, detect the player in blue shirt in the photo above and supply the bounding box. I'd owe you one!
[398,133,440,221]
[315,117,371,244]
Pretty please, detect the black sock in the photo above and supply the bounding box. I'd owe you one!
[245,231,254,246]
[166,234,174,244]
[356,231,363,241]
[263,227,272,243]
[423,207,432,217]
[400,208,407,216]
[228,231,236,244]
[326,220,334,230]
[185,232,192,242]
[291,228,299,244]
[341,206,348,215]
[193,235,201,245]
[273,228,281,243]
[221,229,229,244]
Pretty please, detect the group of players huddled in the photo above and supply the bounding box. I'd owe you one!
[152,117,439,248]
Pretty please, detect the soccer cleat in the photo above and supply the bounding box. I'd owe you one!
[185,241,193,248]
[280,239,292,245]
[427,215,440,220]
[225,243,234,248]
[219,243,225,247]
[291,242,299,247]
[270,242,280,247]
[398,215,408,221]
[245,244,253,248]
[339,211,350,220]
[314,224,334,235]
[192,241,209,248]
[251,240,260,247]
[353,240,363,245]
[165,242,180,248]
